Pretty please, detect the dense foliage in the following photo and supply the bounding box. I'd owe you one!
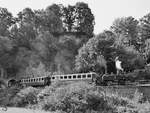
[0,2,149,79]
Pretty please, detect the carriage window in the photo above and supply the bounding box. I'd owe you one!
[82,75,86,78]
[87,74,92,78]
[73,75,76,78]
[68,76,72,79]
[60,76,63,79]
[42,78,44,80]
[64,76,67,79]
[77,75,81,78]
[31,79,33,82]
[52,77,55,79]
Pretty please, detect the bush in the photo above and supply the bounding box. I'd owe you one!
[12,87,40,107]
[38,82,116,113]
[0,87,20,106]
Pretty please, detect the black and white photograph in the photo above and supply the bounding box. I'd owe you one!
[0,0,150,113]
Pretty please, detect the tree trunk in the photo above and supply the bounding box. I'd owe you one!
[0,67,4,78]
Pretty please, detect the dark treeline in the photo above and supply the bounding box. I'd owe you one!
[0,2,150,79]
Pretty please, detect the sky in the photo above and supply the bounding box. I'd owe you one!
[0,0,150,34]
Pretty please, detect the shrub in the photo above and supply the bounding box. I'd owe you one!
[37,86,55,102]
[36,81,150,113]
[0,87,20,106]
[12,87,40,107]
[38,82,116,113]
[86,91,115,112]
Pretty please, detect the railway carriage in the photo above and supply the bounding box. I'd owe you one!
[20,76,51,87]
[51,72,98,83]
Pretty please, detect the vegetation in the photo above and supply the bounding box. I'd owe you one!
[0,2,149,78]
[0,1,150,113]
[0,82,149,113]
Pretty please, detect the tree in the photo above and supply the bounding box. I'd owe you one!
[144,39,150,63]
[0,36,15,78]
[75,44,107,74]
[138,13,150,60]
[54,35,80,74]
[139,13,150,40]
[32,31,58,71]
[17,8,35,24]
[0,7,15,36]
[118,46,145,72]
[75,2,95,38]
[62,5,76,32]
[46,4,62,17]
[111,16,139,48]
[14,47,32,76]
[75,29,145,74]
[11,23,36,51]
[34,5,63,34]
[75,31,116,74]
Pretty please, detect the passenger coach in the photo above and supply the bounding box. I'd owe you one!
[51,72,98,83]
[20,76,50,87]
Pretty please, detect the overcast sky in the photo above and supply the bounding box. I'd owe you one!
[1,0,150,34]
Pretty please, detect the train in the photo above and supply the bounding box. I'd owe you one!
[8,67,150,87]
